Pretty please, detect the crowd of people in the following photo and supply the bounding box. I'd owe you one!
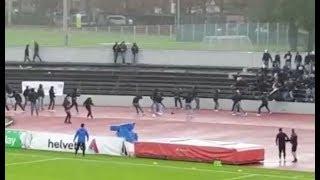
[5,84,95,124]
[112,41,139,64]
[260,50,315,103]
[232,50,315,103]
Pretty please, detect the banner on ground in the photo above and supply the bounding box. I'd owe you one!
[5,129,32,149]
[22,81,64,96]
[28,131,125,156]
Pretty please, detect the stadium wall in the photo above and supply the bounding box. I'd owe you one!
[35,94,314,115]
[5,47,301,67]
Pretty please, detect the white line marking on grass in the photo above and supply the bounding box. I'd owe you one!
[6,153,299,179]
[5,158,62,166]
[226,174,257,180]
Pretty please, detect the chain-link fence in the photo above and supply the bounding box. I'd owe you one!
[5,22,313,52]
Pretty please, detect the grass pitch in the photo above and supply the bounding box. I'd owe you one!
[6,148,314,180]
[5,26,294,51]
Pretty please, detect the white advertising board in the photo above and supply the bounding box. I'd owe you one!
[22,81,64,96]
[28,131,125,156]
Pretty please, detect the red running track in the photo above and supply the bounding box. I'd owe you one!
[5,106,315,172]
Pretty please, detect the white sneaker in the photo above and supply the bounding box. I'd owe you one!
[243,112,247,116]
[214,109,219,112]
[256,114,261,116]
[152,114,156,118]
[232,113,236,116]
[269,112,272,114]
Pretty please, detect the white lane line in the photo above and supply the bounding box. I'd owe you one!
[5,158,62,166]
[226,174,257,180]
[7,152,299,179]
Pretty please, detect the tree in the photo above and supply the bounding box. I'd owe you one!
[245,0,314,51]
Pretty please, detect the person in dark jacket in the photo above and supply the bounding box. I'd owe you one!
[37,84,45,111]
[5,93,10,111]
[173,88,183,109]
[155,92,165,115]
[304,52,311,65]
[150,89,159,117]
[28,88,39,116]
[83,97,94,119]
[273,53,281,68]
[262,49,272,68]
[131,43,139,63]
[48,86,55,110]
[287,129,298,163]
[9,91,25,111]
[63,95,72,123]
[213,89,220,111]
[5,83,14,108]
[33,41,43,62]
[231,90,247,116]
[24,44,31,62]
[284,50,292,68]
[183,92,193,110]
[192,86,200,110]
[119,41,127,64]
[23,86,30,109]
[113,42,119,63]
[70,88,80,113]
[132,95,144,115]
[257,92,271,116]
[276,128,290,162]
[294,52,302,70]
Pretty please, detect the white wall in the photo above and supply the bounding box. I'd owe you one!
[34,94,314,115]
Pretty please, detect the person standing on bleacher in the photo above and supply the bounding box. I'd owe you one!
[112,42,119,63]
[262,50,272,68]
[24,44,31,63]
[119,41,127,64]
[131,43,139,64]
[284,50,292,69]
[294,52,302,70]
[33,40,43,62]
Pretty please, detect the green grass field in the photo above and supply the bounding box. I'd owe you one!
[6,148,314,180]
[5,27,294,51]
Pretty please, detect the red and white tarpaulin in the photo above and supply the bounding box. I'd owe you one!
[134,138,264,164]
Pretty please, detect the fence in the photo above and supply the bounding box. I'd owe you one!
[5,23,312,51]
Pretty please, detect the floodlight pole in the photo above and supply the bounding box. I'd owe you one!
[7,0,12,26]
[63,0,69,46]
[177,0,180,28]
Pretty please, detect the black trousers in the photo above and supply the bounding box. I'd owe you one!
[213,99,219,110]
[33,53,42,62]
[279,145,286,159]
[70,101,79,112]
[114,52,118,63]
[132,53,137,63]
[174,97,182,108]
[133,103,143,114]
[5,104,9,111]
[24,55,31,62]
[23,96,29,108]
[231,101,240,112]
[258,103,270,114]
[64,109,71,123]
[85,106,93,118]
[48,98,55,110]
[75,142,86,156]
[14,102,24,111]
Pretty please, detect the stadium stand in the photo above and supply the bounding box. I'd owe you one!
[5,61,312,102]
